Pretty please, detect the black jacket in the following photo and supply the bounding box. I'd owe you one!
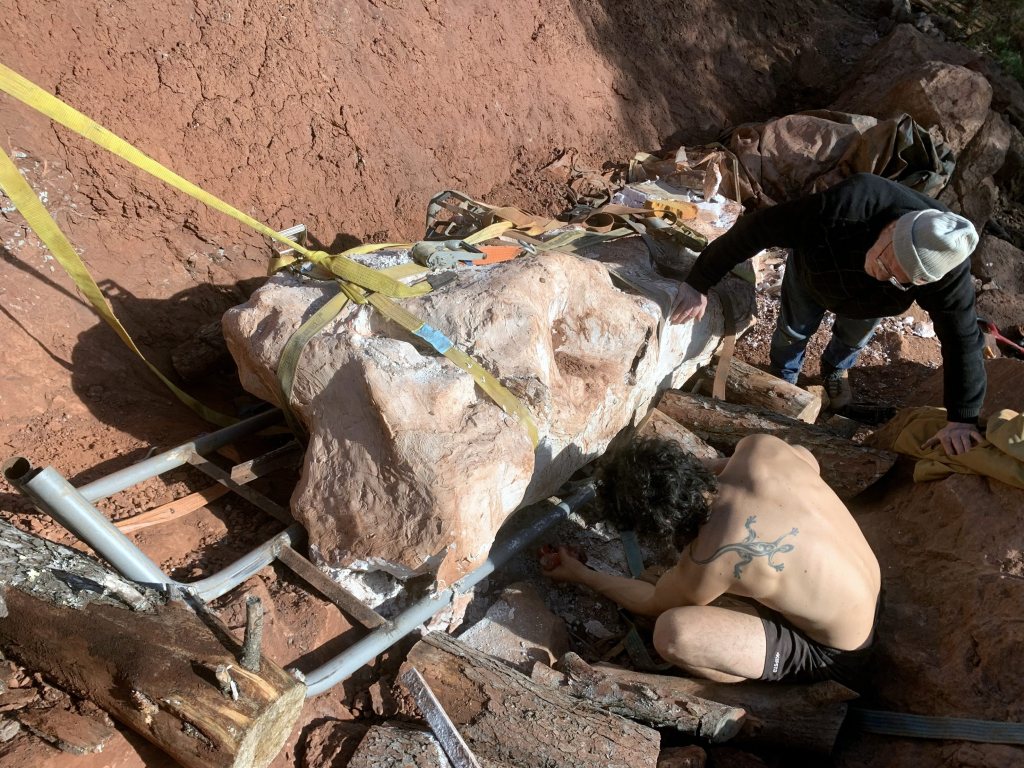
[684,173,984,423]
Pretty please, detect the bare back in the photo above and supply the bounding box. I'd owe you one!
[671,434,880,651]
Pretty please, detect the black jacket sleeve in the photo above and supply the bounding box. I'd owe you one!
[916,262,986,423]
[683,196,821,294]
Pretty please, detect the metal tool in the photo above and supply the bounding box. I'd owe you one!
[400,667,482,768]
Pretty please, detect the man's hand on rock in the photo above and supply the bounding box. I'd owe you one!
[923,421,984,456]
[670,282,707,324]
[539,544,590,584]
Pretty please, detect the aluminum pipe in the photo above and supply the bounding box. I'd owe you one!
[4,457,171,586]
[76,408,283,502]
[302,482,596,696]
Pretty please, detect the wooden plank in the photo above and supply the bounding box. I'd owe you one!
[187,454,292,524]
[116,484,230,533]
[402,632,661,768]
[17,708,114,755]
[276,546,386,630]
[657,391,897,499]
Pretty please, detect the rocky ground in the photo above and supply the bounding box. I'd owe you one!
[1,0,1024,766]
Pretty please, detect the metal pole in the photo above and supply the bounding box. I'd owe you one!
[4,458,171,586]
[301,482,596,697]
[185,524,305,602]
[4,456,305,601]
[76,408,283,502]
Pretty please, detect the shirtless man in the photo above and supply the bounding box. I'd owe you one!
[543,435,881,687]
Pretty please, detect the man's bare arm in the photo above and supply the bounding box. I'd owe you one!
[543,548,720,617]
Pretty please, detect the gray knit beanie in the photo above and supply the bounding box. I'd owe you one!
[892,209,979,284]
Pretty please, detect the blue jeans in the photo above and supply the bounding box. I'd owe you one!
[769,264,880,384]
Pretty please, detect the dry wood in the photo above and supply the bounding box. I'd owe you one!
[0,520,305,768]
[116,484,230,532]
[116,442,300,534]
[0,688,37,713]
[17,707,114,755]
[536,653,746,743]
[656,391,896,499]
[276,546,386,629]
[697,358,822,423]
[634,409,721,459]
[593,664,857,754]
[348,723,451,768]
[403,631,661,768]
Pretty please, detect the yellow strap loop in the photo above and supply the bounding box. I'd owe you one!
[0,149,235,426]
[0,64,538,445]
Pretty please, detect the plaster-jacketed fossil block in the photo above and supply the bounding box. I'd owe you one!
[223,240,752,589]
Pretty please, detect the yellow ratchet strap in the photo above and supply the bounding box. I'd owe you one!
[0,63,427,301]
[275,263,430,436]
[0,149,235,426]
[343,284,539,447]
[0,63,537,445]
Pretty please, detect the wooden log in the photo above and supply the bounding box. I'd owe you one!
[0,521,305,768]
[16,707,114,755]
[634,409,721,460]
[593,664,857,754]
[697,358,822,423]
[535,653,745,743]
[348,723,451,768]
[402,632,661,768]
[656,392,896,499]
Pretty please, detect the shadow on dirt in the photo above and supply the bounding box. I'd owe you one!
[565,0,876,150]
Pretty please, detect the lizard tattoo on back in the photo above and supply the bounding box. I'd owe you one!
[689,515,799,579]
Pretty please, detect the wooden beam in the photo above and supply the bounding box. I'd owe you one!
[592,664,857,754]
[696,358,822,423]
[403,632,661,767]
[656,391,896,499]
[634,408,720,459]
[535,653,746,743]
[0,521,305,768]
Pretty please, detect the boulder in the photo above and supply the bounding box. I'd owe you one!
[938,111,1011,228]
[995,123,1024,201]
[833,59,992,155]
[223,241,753,589]
[971,236,1024,333]
[457,582,570,672]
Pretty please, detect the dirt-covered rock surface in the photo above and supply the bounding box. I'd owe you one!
[2,1,1024,767]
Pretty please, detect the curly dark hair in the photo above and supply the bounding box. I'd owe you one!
[597,438,719,550]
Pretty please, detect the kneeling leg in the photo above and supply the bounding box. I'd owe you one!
[653,605,766,683]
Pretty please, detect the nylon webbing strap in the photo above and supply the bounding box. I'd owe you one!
[849,708,1024,745]
[620,529,646,578]
[1,64,539,444]
[328,285,540,447]
[275,290,351,437]
[0,63,427,301]
[0,149,236,426]
[616,528,672,672]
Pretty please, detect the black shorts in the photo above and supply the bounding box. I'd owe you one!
[758,607,875,690]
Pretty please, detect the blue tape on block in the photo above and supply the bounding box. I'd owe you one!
[413,323,454,354]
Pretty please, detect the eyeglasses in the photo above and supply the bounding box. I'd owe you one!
[875,252,910,292]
